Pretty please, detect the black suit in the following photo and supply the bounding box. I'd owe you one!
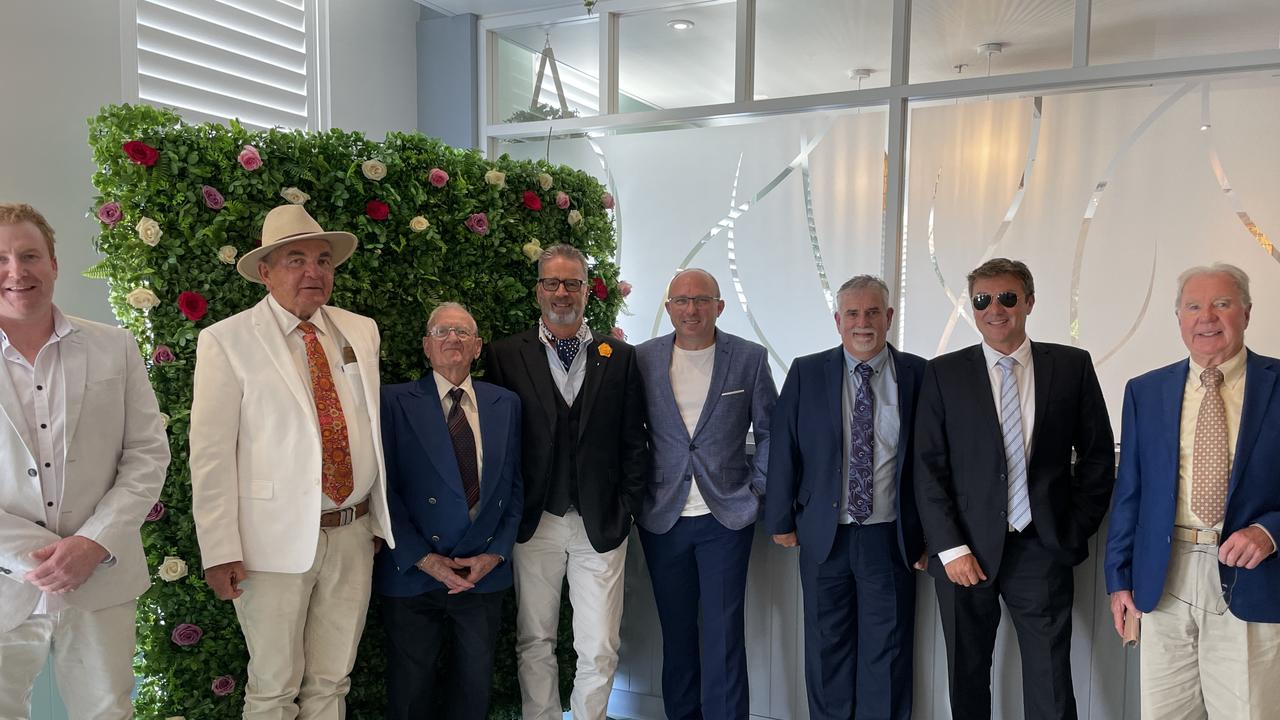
[914,341,1114,719]
[484,327,649,552]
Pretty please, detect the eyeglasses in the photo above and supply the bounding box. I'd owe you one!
[537,278,585,292]
[428,326,475,340]
[972,291,1021,311]
[668,295,721,308]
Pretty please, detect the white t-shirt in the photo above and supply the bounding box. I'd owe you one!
[671,344,716,516]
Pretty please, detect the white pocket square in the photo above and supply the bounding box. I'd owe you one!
[721,389,746,396]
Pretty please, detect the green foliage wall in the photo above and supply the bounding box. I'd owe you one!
[86,103,622,719]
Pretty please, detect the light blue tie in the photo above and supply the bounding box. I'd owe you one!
[998,356,1031,531]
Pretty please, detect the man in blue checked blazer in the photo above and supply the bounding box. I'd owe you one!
[373,302,523,720]
[635,268,777,720]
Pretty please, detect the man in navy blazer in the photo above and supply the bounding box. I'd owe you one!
[765,275,926,720]
[1106,263,1280,718]
[373,302,523,720]
[635,268,777,720]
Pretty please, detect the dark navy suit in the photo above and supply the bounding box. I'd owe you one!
[373,375,523,720]
[764,343,925,720]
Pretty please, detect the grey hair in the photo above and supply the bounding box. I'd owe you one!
[426,301,477,333]
[667,267,721,297]
[1174,263,1252,310]
[537,243,588,278]
[835,275,891,308]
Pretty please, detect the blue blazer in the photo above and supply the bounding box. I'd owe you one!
[1105,350,1280,622]
[373,377,523,597]
[764,344,927,567]
[635,331,778,534]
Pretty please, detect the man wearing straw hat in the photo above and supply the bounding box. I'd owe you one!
[191,204,395,720]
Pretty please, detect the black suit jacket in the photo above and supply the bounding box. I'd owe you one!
[484,327,649,553]
[914,341,1115,582]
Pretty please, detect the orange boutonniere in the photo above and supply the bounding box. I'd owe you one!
[597,342,613,358]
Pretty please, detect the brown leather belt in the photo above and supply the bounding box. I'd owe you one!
[1173,525,1220,545]
[320,498,370,528]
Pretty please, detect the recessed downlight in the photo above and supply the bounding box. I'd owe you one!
[667,19,695,31]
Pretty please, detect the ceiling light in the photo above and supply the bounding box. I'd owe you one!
[667,19,694,31]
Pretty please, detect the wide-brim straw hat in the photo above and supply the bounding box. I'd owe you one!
[237,205,358,283]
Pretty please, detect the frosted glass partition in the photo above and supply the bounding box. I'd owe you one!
[903,75,1280,431]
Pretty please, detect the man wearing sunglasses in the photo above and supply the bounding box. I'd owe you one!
[1105,263,1280,719]
[914,257,1115,719]
[484,244,648,720]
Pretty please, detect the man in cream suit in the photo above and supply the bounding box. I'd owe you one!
[191,205,395,720]
[0,202,170,719]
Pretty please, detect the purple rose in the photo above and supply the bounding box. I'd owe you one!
[555,192,570,210]
[171,623,203,647]
[428,168,449,188]
[464,212,489,235]
[146,502,165,521]
[212,675,236,696]
[97,202,122,226]
[202,185,225,210]
[152,345,175,364]
[601,192,615,210]
[618,280,632,298]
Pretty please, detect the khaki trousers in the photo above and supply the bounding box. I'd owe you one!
[0,600,137,720]
[514,510,627,720]
[234,513,375,720]
[1140,539,1280,719]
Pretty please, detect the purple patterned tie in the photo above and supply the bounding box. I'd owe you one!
[847,362,875,523]
[447,388,480,509]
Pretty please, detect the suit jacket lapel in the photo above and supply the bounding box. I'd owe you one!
[967,346,1001,431]
[1231,351,1275,494]
[403,378,465,499]
[518,332,560,432]
[577,338,608,439]
[476,384,507,504]
[890,344,915,486]
[0,349,35,457]
[62,329,88,450]
[325,307,377,415]
[691,334,732,440]
[1029,342,1053,461]
[825,348,844,445]
[653,334,688,441]
[1161,361,1187,481]
[251,299,313,415]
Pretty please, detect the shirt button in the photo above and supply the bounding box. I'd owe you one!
[27,468,36,477]
[36,385,43,391]
[47,501,54,507]
[44,463,50,468]
[40,423,47,429]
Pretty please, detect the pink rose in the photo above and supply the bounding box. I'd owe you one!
[555,192,570,210]
[237,145,262,171]
[602,192,615,210]
[201,185,225,210]
[211,675,236,696]
[428,168,449,188]
[97,202,122,226]
[618,280,632,298]
[145,502,165,521]
[465,212,489,235]
[152,345,175,364]
[171,623,203,647]
[611,326,626,340]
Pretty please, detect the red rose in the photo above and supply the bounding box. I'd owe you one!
[592,277,608,300]
[178,291,208,322]
[123,140,158,167]
[522,191,543,211]
[366,199,390,221]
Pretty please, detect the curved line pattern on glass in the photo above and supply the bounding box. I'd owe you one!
[801,155,835,312]
[930,96,1043,356]
[1068,83,1195,359]
[723,154,789,373]
[1202,85,1278,265]
[586,135,623,263]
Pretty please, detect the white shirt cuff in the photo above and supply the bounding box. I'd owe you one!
[938,545,972,565]
[1250,523,1277,556]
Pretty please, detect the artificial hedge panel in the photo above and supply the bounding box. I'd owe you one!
[86,103,621,719]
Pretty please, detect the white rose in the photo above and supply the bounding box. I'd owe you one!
[522,240,542,262]
[159,412,170,427]
[157,556,188,582]
[567,209,583,227]
[538,172,554,191]
[217,245,238,264]
[135,217,163,246]
[484,169,506,188]
[280,186,310,205]
[409,216,429,233]
[361,159,387,181]
[126,287,160,310]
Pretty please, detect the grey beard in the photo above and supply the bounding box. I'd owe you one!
[546,307,582,326]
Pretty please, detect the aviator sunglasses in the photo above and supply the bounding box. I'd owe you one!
[971,291,1021,311]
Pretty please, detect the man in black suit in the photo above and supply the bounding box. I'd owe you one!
[484,244,648,720]
[914,258,1114,719]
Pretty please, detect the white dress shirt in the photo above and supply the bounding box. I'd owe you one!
[670,344,714,517]
[432,371,484,520]
[538,318,594,405]
[841,345,900,525]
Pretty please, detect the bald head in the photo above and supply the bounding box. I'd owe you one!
[668,268,721,298]
[665,267,724,350]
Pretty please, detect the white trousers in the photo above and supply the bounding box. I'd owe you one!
[0,600,137,720]
[233,513,375,720]
[1140,539,1280,719]
[514,510,627,720]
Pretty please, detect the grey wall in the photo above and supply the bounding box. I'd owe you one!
[417,12,479,149]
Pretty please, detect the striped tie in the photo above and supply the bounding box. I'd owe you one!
[998,356,1031,531]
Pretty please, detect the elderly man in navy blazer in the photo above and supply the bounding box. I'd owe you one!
[373,302,523,720]
[765,275,927,720]
[635,268,777,720]
[1106,263,1280,719]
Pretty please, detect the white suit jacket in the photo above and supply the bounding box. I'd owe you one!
[0,317,170,632]
[190,298,394,574]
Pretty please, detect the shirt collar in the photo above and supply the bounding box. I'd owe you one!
[268,295,330,338]
[982,336,1033,370]
[844,343,891,375]
[1189,346,1247,390]
[0,305,76,354]
[432,370,476,405]
[538,317,593,349]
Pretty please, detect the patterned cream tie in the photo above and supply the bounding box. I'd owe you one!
[1191,367,1228,526]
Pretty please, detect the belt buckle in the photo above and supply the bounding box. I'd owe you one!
[338,506,354,526]
[1194,528,1219,545]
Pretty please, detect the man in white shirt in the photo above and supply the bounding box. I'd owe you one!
[0,202,169,719]
[190,204,395,720]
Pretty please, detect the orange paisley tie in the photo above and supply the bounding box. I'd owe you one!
[298,321,354,506]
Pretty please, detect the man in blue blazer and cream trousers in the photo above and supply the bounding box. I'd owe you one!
[635,268,777,720]
[1106,263,1280,719]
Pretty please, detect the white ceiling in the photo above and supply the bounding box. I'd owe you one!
[467,0,1280,110]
